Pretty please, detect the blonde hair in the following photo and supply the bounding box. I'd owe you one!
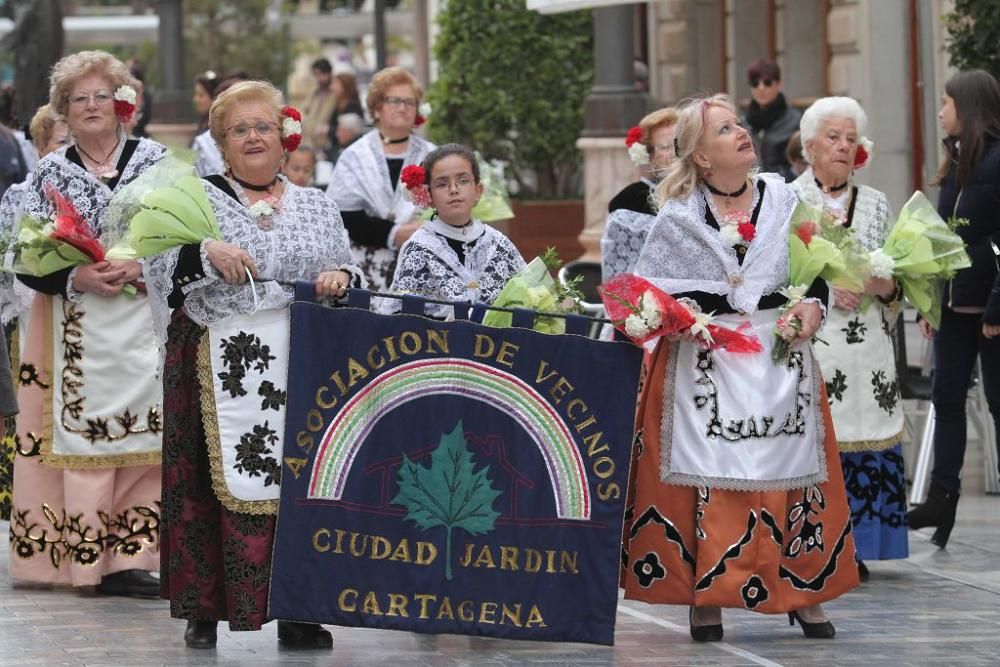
[653,94,737,206]
[49,50,136,118]
[208,80,283,147]
[29,104,64,154]
[638,106,679,150]
[366,66,423,123]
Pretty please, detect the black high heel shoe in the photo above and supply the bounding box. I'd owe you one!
[689,607,723,642]
[787,610,836,639]
[277,620,333,649]
[184,620,218,649]
[908,483,959,548]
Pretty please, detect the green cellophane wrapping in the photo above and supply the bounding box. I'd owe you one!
[481,256,570,334]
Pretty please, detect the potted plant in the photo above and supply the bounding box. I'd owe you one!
[427,0,593,262]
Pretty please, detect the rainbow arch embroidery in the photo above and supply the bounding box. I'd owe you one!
[307,358,591,520]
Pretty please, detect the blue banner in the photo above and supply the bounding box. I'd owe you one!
[270,296,643,645]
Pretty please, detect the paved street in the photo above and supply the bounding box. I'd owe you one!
[2,492,998,667]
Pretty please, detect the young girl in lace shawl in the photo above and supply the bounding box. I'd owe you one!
[386,144,524,318]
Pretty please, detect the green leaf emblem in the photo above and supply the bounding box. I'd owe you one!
[391,421,501,580]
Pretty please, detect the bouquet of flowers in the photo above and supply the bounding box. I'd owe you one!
[860,191,971,328]
[482,248,581,334]
[6,185,135,291]
[772,202,852,363]
[470,152,514,222]
[103,152,222,259]
[598,273,763,353]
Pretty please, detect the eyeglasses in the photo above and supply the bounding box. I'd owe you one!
[383,96,418,109]
[749,78,775,88]
[68,91,113,107]
[431,175,476,191]
[225,121,279,140]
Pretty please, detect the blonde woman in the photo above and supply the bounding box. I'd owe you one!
[620,95,858,641]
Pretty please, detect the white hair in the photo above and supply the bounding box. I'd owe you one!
[799,96,868,164]
[338,112,364,134]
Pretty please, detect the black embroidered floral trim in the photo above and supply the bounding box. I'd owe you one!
[740,574,769,609]
[632,552,667,588]
[871,370,900,415]
[785,485,826,558]
[18,363,49,389]
[825,369,848,404]
[841,316,867,344]
[234,421,281,486]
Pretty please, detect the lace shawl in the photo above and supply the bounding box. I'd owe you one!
[634,173,798,314]
[192,129,224,177]
[601,208,656,281]
[20,138,168,245]
[386,220,525,317]
[144,181,362,351]
[0,179,35,324]
[325,130,435,223]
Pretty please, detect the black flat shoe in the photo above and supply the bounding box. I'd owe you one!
[277,620,333,649]
[788,610,836,639]
[95,569,160,599]
[857,560,869,582]
[184,620,218,649]
[689,607,723,642]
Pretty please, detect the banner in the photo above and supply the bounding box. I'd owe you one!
[270,297,643,645]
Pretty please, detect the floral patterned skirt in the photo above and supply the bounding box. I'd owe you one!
[159,311,276,631]
[620,340,860,612]
[840,444,908,561]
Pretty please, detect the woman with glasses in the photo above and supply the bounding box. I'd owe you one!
[327,66,435,292]
[8,51,166,598]
[144,80,362,649]
[743,58,800,181]
[386,143,524,318]
[602,107,678,282]
[621,95,858,642]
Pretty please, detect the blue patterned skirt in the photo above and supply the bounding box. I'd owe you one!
[840,443,909,560]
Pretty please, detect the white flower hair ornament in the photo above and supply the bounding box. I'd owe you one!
[280,106,303,152]
[625,126,650,166]
[415,102,431,127]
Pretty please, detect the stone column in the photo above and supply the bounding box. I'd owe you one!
[576,5,650,262]
[374,0,387,70]
[148,0,197,146]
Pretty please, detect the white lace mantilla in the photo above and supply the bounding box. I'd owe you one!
[192,129,225,177]
[386,218,525,317]
[325,130,435,290]
[144,179,362,354]
[792,171,904,451]
[0,179,35,325]
[601,208,656,282]
[634,173,798,314]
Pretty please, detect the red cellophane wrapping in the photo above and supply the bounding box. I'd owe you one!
[598,273,763,354]
[46,184,106,262]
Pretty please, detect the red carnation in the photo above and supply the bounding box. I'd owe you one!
[414,114,427,127]
[738,221,756,242]
[625,126,643,147]
[853,145,868,168]
[281,134,302,152]
[796,221,818,246]
[113,100,135,124]
[401,164,427,189]
[281,106,302,122]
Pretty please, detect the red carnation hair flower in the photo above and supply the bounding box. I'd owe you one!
[625,126,643,147]
[853,145,869,169]
[113,100,135,124]
[401,164,427,189]
[281,105,302,122]
[414,115,427,127]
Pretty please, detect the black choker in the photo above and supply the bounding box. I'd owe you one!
[228,172,277,192]
[704,179,748,198]
[380,132,410,145]
[815,177,849,194]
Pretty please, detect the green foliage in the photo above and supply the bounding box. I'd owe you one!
[184,0,291,87]
[391,421,501,580]
[944,0,1000,78]
[427,0,593,199]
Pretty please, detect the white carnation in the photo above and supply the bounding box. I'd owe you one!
[719,224,743,246]
[248,200,274,218]
[868,248,896,279]
[419,102,432,117]
[780,284,809,304]
[689,311,715,344]
[114,85,136,105]
[282,117,302,137]
[628,142,650,166]
[637,291,662,329]
[624,313,650,338]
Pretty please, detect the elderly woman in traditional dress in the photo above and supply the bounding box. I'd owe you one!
[145,80,362,650]
[791,97,906,580]
[8,51,166,597]
[326,66,435,291]
[601,107,678,281]
[620,95,858,641]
